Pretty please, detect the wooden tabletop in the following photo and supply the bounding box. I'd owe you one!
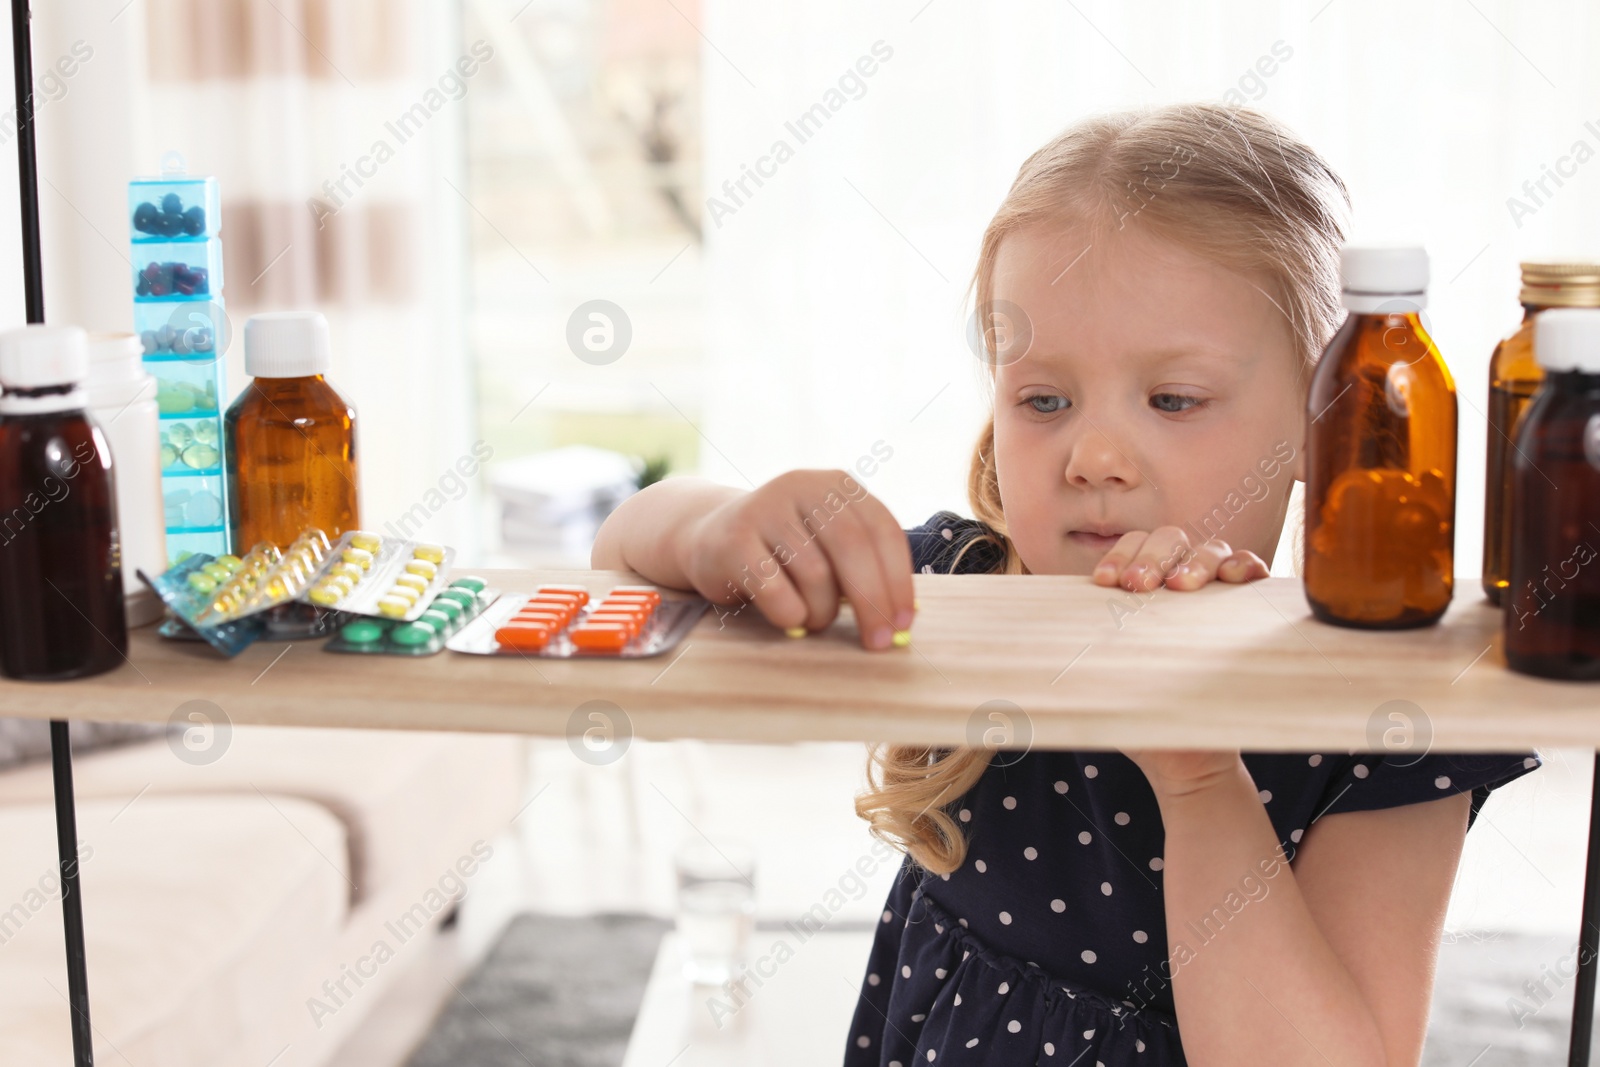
[0,569,1589,752]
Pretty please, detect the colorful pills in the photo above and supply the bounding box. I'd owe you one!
[301,531,457,622]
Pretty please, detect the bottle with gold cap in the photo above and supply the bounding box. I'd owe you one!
[1482,261,1600,605]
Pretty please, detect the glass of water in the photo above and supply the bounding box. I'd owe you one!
[674,837,756,985]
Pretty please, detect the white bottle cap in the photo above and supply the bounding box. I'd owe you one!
[0,324,89,388]
[1340,245,1429,312]
[1534,307,1600,373]
[244,311,332,378]
[86,332,155,410]
[86,331,145,382]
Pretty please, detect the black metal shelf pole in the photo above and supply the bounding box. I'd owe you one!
[10,1,95,1064]
[1570,751,1600,1065]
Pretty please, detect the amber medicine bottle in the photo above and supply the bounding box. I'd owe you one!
[0,325,129,679]
[224,312,359,552]
[1303,246,1457,629]
[1504,308,1600,680]
[1481,262,1600,606]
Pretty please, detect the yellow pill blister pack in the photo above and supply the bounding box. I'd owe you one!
[295,530,455,623]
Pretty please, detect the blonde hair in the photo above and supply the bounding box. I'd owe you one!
[854,103,1350,875]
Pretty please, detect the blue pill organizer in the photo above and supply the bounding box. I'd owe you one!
[128,156,232,564]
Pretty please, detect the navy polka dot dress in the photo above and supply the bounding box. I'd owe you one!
[843,510,1544,1067]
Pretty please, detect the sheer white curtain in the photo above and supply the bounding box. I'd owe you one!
[27,0,478,557]
[698,0,1600,577]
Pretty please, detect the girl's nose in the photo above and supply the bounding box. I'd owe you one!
[1062,421,1141,489]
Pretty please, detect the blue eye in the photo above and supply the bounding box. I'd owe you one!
[1026,395,1069,415]
[1152,393,1204,413]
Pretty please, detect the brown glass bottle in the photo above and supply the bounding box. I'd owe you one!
[1504,309,1600,680]
[1304,247,1456,629]
[224,313,359,552]
[0,326,128,680]
[1482,263,1600,606]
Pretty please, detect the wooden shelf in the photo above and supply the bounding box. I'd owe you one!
[0,570,1589,752]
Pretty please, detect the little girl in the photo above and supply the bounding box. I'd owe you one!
[590,103,1542,1066]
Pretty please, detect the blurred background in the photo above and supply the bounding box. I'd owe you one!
[0,0,1592,1065]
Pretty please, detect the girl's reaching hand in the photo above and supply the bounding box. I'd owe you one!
[1090,526,1269,592]
[680,469,916,651]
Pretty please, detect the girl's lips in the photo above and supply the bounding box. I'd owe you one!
[1067,530,1125,552]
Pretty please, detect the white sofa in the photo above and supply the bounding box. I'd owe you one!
[0,724,527,1066]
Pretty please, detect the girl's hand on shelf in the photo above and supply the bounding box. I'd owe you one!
[680,469,916,651]
[1090,526,1269,592]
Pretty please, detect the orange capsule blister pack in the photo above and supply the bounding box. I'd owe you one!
[445,584,709,658]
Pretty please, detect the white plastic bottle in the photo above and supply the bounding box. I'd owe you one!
[86,332,166,627]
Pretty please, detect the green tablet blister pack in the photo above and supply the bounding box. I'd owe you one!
[322,577,495,656]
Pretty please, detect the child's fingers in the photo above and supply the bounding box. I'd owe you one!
[858,493,917,631]
[1215,551,1270,584]
[1109,526,1198,591]
[1091,531,1153,585]
[1159,539,1240,589]
[813,504,909,651]
[759,513,843,633]
[1092,528,1269,592]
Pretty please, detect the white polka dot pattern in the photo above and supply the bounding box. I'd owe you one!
[840,695,1543,1067]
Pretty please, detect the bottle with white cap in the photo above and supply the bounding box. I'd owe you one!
[0,324,129,679]
[223,311,359,551]
[1303,244,1458,629]
[86,332,166,627]
[1504,306,1600,679]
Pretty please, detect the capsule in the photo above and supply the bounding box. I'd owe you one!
[536,583,590,607]
[606,584,661,606]
[570,623,631,651]
[592,609,647,633]
[329,561,364,584]
[521,597,579,620]
[341,619,384,644]
[514,608,569,625]
[376,595,412,618]
[307,583,343,607]
[389,623,435,647]
[587,612,641,637]
[393,573,430,594]
[405,558,438,580]
[412,543,446,564]
[602,593,659,613]
[429,599,464,623]
[595,600,649,622]
[342,547,374,570]
[322,573,356,597]
[349,530,382,553]
[495,622,553,651]
[419,608,453,631]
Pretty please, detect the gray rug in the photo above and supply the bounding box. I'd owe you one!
[406,913,670,1067]
[409,918,1594,1066]
[1423,930,1595,1066]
